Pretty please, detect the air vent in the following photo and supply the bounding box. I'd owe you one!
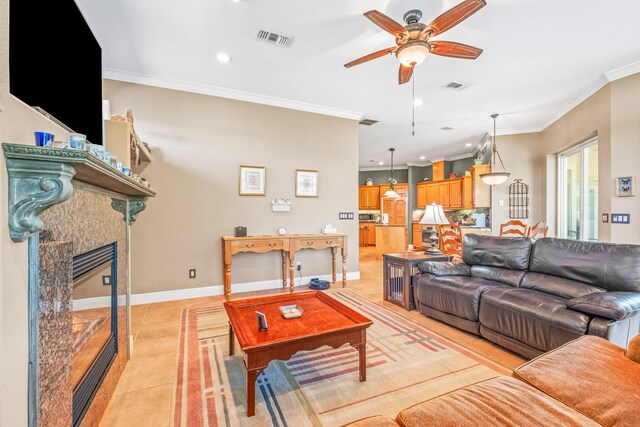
[359,119,378,126]
[441,126,454,131]
[256,28,291,47]
[442,81,469,91]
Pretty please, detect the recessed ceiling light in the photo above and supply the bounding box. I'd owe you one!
[232,0,241,2]
[378,161,384,165]
[419,156,426,160]
[465,143,473,147]
[413,98,424,106]
[216,52,232,63]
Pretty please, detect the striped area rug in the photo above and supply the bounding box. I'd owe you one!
[171,290,510,426]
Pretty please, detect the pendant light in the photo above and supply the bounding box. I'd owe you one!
[480,113,511,185]
[383,148,401,198]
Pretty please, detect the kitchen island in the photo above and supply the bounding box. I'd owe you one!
[375,224,408,260]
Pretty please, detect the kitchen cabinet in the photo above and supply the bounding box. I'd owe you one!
[415,172,488,210]
[412,223,423,249]
[394,183,409,197]
[463,176,473,209]
[382,197,407,225]
[471,165,491,208]
[359,186,380,210]
[359,223,377,246]
[416,183,428,208]
[437,182,450,207]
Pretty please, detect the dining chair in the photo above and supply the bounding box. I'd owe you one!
[439,223,463,260]
[499,219,528,237]
[527,221,549,240]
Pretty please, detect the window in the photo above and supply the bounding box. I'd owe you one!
[558,139,598,240]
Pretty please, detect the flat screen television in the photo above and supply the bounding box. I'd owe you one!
[9,0,103,145]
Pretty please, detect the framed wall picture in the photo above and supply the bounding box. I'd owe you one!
[615,176,635,197]
[295,169,318,198]
[239,165,266,196]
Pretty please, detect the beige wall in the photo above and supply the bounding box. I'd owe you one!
[103,80,360,296]
[490,133,543,232]
[0,0,72,424]
[610,73,640,242]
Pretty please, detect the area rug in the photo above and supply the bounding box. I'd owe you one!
[171,290,511,426]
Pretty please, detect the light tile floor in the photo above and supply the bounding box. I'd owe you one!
[99,247,524,426]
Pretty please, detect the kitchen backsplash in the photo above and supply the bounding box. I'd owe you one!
[413,208,490,227]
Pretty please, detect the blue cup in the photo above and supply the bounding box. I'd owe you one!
[34,132,55,147]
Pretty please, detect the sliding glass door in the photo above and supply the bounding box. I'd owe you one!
[558,140,598,241]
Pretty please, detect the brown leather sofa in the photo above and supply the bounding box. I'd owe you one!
[344,335,640,426]
[413,235,640,358]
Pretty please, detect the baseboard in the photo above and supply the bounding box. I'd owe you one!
[73,295,127,311]
[129,271,361,305]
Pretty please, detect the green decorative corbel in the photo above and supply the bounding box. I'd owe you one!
[6,158,75,242]
[111,197,147,224]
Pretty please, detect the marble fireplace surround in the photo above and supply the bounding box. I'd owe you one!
[2,144,156,426]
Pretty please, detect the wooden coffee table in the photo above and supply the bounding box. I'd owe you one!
[223,291,373,417]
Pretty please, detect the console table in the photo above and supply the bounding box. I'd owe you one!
[221,234,348,298]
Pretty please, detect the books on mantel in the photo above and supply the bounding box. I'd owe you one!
[279,304,303,319]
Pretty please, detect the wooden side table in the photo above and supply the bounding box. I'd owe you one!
[383,252,450,310]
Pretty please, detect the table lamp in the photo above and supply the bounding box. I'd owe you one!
[419,202,448,255]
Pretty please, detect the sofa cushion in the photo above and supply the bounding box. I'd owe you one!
[417,261,470,277]
[520,271,605,299]
[415,275,507,322]
[395,376,599,427]
[514,335,640,427]
[462,234,532,271]
[479,288,590,352]
[567,292,640,320]
[530,238,640,292]
[470,265,525,287]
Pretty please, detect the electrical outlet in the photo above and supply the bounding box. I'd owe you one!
[189,269,196,279]
[102,275,111,286]
[498,200,505,206]
[296,262,302,271]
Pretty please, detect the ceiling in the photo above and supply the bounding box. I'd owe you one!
[77,0,640,168]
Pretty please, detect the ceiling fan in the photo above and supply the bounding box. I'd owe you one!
[344,0,486,84]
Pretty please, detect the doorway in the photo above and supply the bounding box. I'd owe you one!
[558,139,598,240]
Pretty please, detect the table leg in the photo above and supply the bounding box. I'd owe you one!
[222,241,232,300]
[229,323,235,356]
[246,369,258,417]
[341,247,347,288]
[357,343,366,382]
[289,251,295,292]
[281,250,287,288]
[331,247,337,283]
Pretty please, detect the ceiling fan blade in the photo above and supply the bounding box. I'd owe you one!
[344,46,397,68]
[430,41,483,59]
[399,64,414,85]
[364,10,409,38]
[420,0,486,39]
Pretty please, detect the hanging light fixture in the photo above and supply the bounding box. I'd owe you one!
[383,148,401,198]
[480,113,511,185]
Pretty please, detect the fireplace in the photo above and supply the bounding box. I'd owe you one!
[72,243,118,426]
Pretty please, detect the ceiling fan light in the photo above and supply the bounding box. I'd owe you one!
[480,172,510,186]
[396,41,430,67]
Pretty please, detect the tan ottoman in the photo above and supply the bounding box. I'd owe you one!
[514,335,640,427]
[396,376,598,427]
[342,415,399,427]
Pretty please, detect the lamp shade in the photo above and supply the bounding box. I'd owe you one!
[396,41,430,67]
[420,203,448,225]
[480,171,510,186]
[383,188,401,199]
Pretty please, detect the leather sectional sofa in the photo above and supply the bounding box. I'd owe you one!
[344,334,640,426]
[413,235,640,358]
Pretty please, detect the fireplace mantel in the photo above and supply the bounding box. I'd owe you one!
[3,143,156,241]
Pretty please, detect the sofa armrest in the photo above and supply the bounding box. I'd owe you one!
[567,292,640,320]
[417,261,470,277]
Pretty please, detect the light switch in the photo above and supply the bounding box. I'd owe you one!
[498,200,504,206]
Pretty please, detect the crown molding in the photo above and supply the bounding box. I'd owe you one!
[358,166,409,172]
[102,68,364,121]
